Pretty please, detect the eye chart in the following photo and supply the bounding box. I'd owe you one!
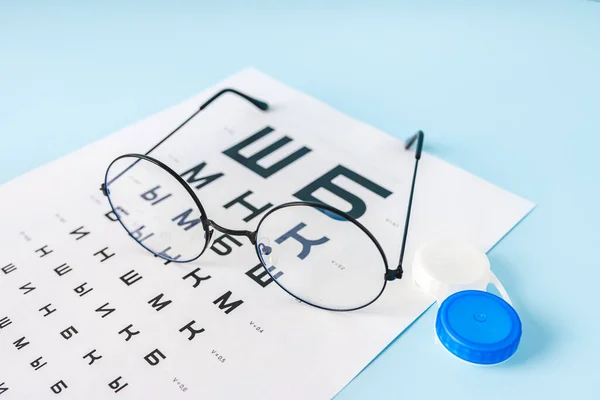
[0,69,534,399]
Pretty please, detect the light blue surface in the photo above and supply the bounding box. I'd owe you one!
[1,1,599,398]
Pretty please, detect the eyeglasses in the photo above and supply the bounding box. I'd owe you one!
[100,88,424,311]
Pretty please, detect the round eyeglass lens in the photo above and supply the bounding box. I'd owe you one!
[255,204,387,311]
[104,155,208,262]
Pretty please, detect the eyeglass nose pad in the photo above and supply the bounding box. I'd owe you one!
[258,238,277,267]
[261,244,273,256]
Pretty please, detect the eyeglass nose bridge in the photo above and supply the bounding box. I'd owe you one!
[206,219,256,244]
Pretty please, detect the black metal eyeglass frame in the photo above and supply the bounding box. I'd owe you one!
[100,88,424,311]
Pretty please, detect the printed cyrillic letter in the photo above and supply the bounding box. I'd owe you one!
[70,226,91,241]
[19,282,36,295]
[94,247,115,262]
[1,263,16,274]
[108,376,129,393]
[155,247,181,264]
[129,225,154,244]
[211,234,242,256]
[105,207,128,222]
[223,191,272,222]
[74,282,93,297]
[223,126,312,178]
[0,317,12,329]
[246,264,282,288]
[30,356,48,371]
[118,324,140,342]
[179,320,205,341]
[39,303,57,317]
[171,209,202,231]
[35,245,53,258]
[54,263,73,277]
[148,293,172,312]
[120,270,143,286]
[13,336,30,350]
[83,349,103,365]
[95,303,116,318]
[60,326,79,340]
[275,223,329,260]
[144,349,166,366]
[50,380,67,394]
[294,165,392,219]
[141,186,172,205]
[182,268,211,288]
[213,291,243,314]
[180,162,224,190]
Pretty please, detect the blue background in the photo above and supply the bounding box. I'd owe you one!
[1,1,598,398]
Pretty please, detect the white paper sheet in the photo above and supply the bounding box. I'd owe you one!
[0,69,534,399]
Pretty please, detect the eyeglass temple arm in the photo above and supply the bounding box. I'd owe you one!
[143,88,269,157]
[386,130,424,281]
[100,88,268,196]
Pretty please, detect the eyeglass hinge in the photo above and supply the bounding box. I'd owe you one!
[385,267,404,281]
[100,184,109,196]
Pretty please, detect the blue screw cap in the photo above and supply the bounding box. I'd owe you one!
[436,290,522,365]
